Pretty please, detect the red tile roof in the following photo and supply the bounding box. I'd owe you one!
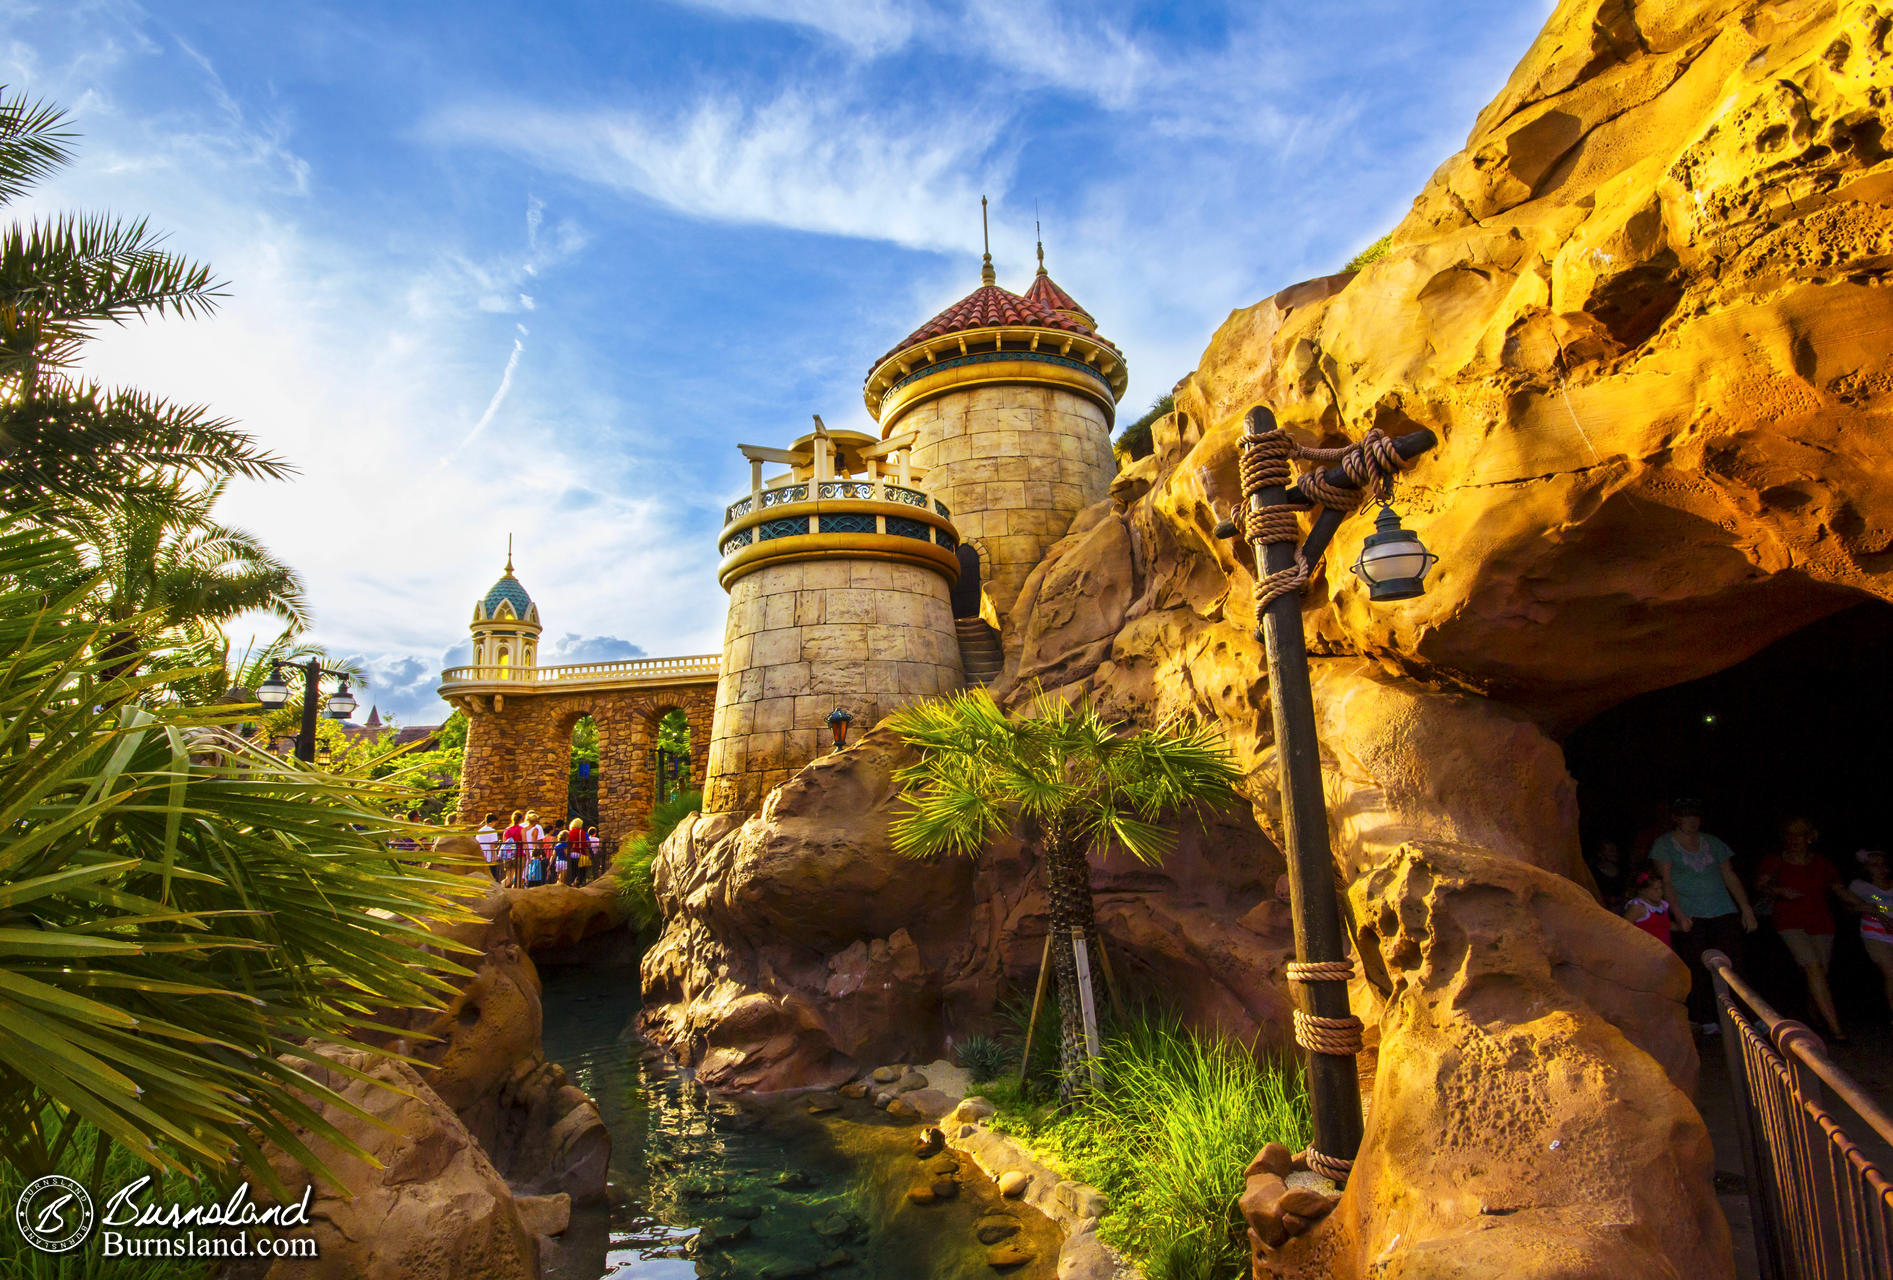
[871,280,1114,372]
[1023,270,1091,321]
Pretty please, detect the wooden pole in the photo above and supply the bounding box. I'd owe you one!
[1070,928,1103,1090]
[1016,932,1054,1090]
[1094,931,1128,1025]
[1248,430,1365,1174]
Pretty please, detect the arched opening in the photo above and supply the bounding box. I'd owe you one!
[568,714,599,828]
[1564,597,1893,1026]
[653,707,692,807]
[497,646,512,678]
[951,543,983,618]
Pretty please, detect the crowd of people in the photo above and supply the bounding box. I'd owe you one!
[1592,800,1893,1041]
[473,809,606,888]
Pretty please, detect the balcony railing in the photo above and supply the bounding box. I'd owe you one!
[440,654,719,689]
[725,478,950,526]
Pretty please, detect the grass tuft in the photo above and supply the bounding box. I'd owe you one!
[982,1010,1311,1280]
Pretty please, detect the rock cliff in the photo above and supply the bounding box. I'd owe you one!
[638,0,1891,1276]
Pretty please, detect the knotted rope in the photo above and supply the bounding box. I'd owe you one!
[1237,415,1405,616]
[1293,1008,1365,1057]
[1285,959,1357,984]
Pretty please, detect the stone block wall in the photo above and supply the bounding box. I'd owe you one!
[456,683,716,841]
[704,558,964,813]
[896,384,1115,623]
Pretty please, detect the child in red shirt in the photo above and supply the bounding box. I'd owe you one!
[1622,869,1673,947]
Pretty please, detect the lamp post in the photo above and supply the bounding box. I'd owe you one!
[255,659,358,764]
[1218,406,1437,1186]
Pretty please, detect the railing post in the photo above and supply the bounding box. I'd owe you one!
[1708,950,1784,1280]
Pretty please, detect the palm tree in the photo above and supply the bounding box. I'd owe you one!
[887,689,1241,1102]
[0,514,476,1188]
[0,89,287,512]
[57,473,309,679]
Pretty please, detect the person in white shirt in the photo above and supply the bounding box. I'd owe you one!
[476,813,500,882]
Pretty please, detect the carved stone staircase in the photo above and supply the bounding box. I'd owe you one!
[955,618,1004,687]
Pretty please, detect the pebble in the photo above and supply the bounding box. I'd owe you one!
[871,1065,903,1084]
[997,1170,1029,1198]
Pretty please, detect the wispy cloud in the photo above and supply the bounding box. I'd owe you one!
[431,89,1006,251]
[676,0,921,57]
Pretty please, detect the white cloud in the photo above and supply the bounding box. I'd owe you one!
[429,89,1007,252]
[672,0,921,57]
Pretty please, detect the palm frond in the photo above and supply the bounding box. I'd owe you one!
[0,90,74,207]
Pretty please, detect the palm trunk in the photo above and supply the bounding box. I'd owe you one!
[1041,829,1107,1104]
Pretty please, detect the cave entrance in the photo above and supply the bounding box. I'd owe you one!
[1563,597,1893,1021]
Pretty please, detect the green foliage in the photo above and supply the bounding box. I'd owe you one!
[0,1121,208,1279]
[604,789,703,933]
[887,688,1241,867]
[1345,232,1392,272]
[952,1034,1014,1082]
[0,516,482,1188]
[1113,392,1174,460]
[984,1012,1312,1280]
[0,89,284,511]
[656,707,690,755]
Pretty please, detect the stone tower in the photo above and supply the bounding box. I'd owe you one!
[469,552,541,676]
[703,420,965,813]
[861,229,1127,626]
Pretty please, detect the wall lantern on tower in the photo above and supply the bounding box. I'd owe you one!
[827,706,853,752]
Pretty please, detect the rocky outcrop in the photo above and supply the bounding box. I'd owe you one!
[1258,842,1724,1279]
[406,885,612,1203]
[503,881,633,960]
[639,729,1303,1087]
[261,1049,539,1280]
[1171,0,1893,731]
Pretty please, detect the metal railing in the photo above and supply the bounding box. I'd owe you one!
[439,654,720,688]
[1707,949,1893,1279]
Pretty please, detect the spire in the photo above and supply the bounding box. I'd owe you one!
[505,533,514,576]
[979,195,995,286]
[1035,215,1047,278]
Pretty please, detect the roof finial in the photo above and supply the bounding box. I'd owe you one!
[505,533,514,575]
[1035,205,1046,278]
[979,195,995,286]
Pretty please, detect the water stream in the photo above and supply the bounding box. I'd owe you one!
[538,963,1062,1280]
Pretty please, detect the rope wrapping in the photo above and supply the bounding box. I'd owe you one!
[1299,1147,1355,1184]
[1293,1008,1365,1057]
[1236,420,1405,618]
[1286,959,1357,984]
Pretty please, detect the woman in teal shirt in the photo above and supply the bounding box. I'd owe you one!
[1652,799,1758,1034]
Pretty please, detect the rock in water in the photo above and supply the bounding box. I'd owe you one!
[906,1183,937,1205]
[986,1242,1035,1271]
[838,1081,870,1099]
[974,1214,1021,1245]
[996,1171,1029,1198]
[929,1178,960,1200]
[805,1094,842,1115]
[914,1127,946,1158]
[884,1097,919,1120]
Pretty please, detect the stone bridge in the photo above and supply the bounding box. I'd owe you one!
[441,655,718,840]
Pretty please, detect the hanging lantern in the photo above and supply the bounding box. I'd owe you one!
[326,679,358,720]
[1350,505,1437,602]
[826,706,854,752]
[256,663,291,708]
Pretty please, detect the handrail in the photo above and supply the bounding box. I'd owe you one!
[722,477,951,527]
[1707,948,1893,1280]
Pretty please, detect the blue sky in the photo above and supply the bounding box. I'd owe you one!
[6,0,1552,723]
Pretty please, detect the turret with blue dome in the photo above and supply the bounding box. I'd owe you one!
[470,541,540,676]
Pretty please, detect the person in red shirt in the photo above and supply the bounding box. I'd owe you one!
[1757,816,1846,1041]
[1622,869,1674,948]
[500,809,528,890]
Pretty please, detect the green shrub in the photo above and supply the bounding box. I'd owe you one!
[985,1011,1311,1280]
[1345,232,1392,271]
[953,1034,1014,1082]
[604,789,703,932]
[1113,392,1174,460]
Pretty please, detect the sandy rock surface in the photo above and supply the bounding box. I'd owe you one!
[261,1050,538,1280]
